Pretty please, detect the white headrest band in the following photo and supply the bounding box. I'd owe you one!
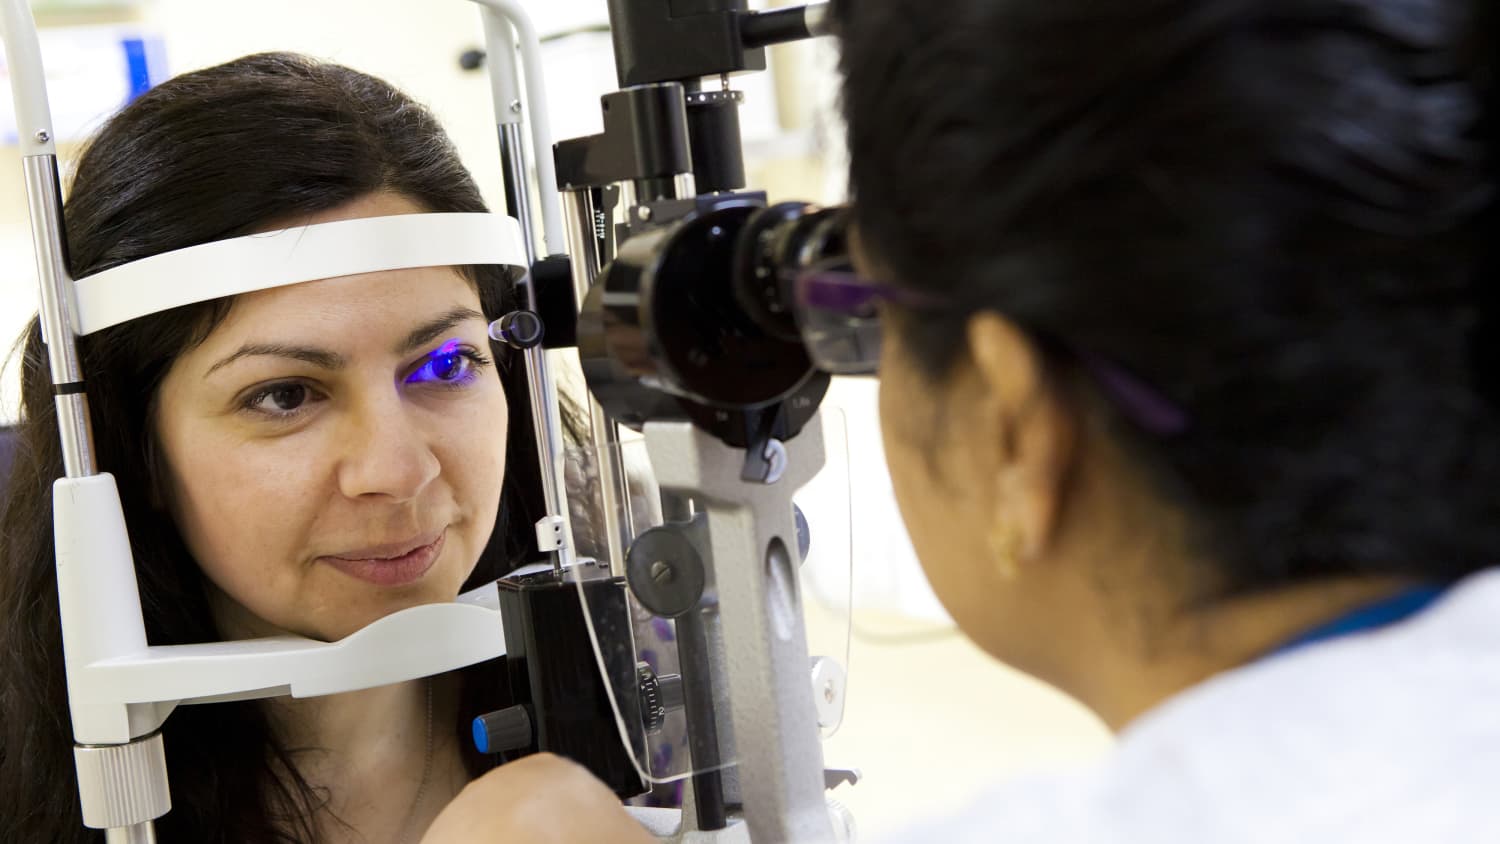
[71,212,527,335]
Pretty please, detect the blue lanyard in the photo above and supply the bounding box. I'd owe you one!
[1267,585,1450,659]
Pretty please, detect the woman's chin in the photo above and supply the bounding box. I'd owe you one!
[315,593,458,641]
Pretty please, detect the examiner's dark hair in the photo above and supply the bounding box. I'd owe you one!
[0,53,542,841]
[834,0,1500,594]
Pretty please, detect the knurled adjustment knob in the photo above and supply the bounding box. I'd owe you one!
[472,705,533,755]
[637,663,666,734]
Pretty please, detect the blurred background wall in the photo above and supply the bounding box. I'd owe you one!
[0,0,1110,835]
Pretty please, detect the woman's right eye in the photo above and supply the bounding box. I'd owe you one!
[241,382,319,418]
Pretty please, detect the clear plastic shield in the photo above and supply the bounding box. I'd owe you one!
[564,409,853,784]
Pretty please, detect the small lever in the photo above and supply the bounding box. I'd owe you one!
[823,768,861,791]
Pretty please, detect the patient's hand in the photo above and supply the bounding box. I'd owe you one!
[421,753,656,844]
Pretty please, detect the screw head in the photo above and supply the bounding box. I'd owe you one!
[35,130,50,143]
[636,205,653,222]
[649,560,675,585]
[809,657,847,729]
[509,99,522,114]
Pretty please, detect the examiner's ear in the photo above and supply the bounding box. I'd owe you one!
[964,312,1076,564]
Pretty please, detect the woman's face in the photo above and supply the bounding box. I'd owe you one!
[876,318,1015,645]
[862,238,1083,675]
[154,193,508,642]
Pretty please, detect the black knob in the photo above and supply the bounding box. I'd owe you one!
[459,48,486,72]
[472,705,533,755]
[636,665,686,736]
[490,310,545,350]
[625,525,707,619]
[637,664,666,734]
[656,672,684,713]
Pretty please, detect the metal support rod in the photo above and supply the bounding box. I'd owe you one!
[678,609,728,831]
[499,123,539,264]
[470,0,566,255]
[562,189,634,572]
[560,190,599,328]
[498,120,576,571]
[523,352,573,569]
[23,156,97,479]
[104,823,158,844]
[658,491,730,832]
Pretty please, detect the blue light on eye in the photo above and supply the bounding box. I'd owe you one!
[405,339,469,385]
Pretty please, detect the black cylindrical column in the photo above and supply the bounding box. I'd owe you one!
[686,89,747,194]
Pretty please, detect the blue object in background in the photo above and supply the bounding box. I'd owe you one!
[1,28,168,147]
[121,37,152,101]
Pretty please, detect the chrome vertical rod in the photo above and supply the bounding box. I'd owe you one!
[498,120,576,570]
[499,123,538,264]
[562,189,634,573]
[23,155,96,479]
[104,823,157,844]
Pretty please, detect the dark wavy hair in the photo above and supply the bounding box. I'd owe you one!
[0,53,542,841]
[834,0,1499,595]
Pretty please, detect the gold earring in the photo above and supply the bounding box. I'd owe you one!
[987,520,1023,581]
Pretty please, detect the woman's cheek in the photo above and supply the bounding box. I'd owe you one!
[442,386,509,568]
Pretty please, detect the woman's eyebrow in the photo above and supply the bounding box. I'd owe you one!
[203,306,487,377]
[397,306,487,355]
[205,344,345,376]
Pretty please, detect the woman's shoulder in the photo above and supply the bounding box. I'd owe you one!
[1123,567,1500,752]
[1109,568,1500,839]
[887,569,1500,843]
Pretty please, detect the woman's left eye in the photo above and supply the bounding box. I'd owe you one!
[405,346,490,387]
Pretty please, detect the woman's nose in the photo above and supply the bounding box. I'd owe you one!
[334,397,441,502]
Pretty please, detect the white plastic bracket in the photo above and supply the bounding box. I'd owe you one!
[56,474,508,746]
[535,514,569,552]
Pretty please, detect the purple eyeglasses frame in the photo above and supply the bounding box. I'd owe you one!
[794,269,1191,437]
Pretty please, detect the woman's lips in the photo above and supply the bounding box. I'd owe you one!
[319,531,445,587]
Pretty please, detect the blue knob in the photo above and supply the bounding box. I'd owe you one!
[472,705,533,755]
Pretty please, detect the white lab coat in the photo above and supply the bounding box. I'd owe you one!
[889,568,1500,843]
